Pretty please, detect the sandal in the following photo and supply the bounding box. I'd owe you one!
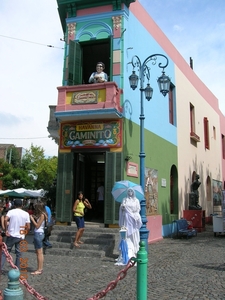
[77,241,84,244]
[31,270,43,275]
[73,242,80,248]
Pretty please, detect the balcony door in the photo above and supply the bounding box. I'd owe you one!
[67,39,111,86]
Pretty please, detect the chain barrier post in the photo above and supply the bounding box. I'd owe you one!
[137,241,148,300]
[4,269,24,300]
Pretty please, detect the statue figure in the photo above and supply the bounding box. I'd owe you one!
[189,174,202,210]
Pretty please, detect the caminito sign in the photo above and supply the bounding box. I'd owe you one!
[60,120,122,149]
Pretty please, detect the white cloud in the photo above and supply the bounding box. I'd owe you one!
[0,0,63,157]
[173,25,184,32]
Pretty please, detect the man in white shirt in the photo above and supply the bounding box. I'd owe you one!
[1,199,30,271]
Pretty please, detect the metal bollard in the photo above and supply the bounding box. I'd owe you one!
[137,241,148,300]
[4,269,24,300]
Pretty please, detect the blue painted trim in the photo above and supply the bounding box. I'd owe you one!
[55,108,123,120]
[113,38,121,50]
[75,21,113,40]
[113,75,121,87]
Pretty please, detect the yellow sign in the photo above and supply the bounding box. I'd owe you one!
[71,91,98,104]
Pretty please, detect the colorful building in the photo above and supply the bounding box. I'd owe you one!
[48,0,225,242]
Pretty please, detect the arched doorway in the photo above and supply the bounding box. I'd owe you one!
[170,165,178,215]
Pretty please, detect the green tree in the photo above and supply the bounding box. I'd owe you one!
[0,153,37,190]
[6,146,21,168]
[22,144,58,190]
[0,145,58,196]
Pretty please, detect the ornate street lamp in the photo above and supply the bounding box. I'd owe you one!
[128,54,170,250]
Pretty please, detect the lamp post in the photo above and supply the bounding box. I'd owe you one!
[129,54,170,250]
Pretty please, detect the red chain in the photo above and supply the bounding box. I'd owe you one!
[87,258,136,300]
[1,242,48,300]
[2,241,136,300]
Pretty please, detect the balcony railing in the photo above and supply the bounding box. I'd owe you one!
[55,81,122,121]
[190,131,200,142]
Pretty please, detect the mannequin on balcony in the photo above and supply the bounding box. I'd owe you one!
[89,62,108,83]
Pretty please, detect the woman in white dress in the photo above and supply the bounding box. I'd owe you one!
[115,188,142,265]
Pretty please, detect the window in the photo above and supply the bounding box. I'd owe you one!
[213,126,216,139]
[190,103,195,133]
[65,39,111,86]
[168,84,176,125]
[190,103,200,142]
[222,135,225,159]
[203,117,209,149]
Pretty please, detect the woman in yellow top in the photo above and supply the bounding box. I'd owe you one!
[73,191,92,247]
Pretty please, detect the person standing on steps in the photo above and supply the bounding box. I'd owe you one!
[73,191,92,248]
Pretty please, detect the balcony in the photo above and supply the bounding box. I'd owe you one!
[47,105,60,145]
[55,81,123,122]
[190,131,200,142]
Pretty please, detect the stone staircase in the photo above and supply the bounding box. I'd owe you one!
[45,222,120,258]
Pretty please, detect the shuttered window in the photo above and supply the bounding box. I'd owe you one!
[56,152,74,222]
[68,40,82,85]
[169,85,174,125]
[222,135,225,159]
[105,152,123,224]
[204,117,209,149]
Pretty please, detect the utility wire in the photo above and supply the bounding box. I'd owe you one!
[0,34,64,50]
[0,137,49,140]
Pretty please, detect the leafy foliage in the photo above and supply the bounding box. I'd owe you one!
[5,146,21,168]
[0,145,58,203]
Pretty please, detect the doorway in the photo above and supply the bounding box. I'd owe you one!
[67,38,111,85]
[73,152,105,222]
[56,151,122,224]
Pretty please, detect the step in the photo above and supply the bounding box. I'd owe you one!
[44,246,106,258]
[46,222,120,257]
[50,235,115,244]
[52,225,119,233]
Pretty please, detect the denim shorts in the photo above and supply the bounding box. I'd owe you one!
[74,216,84,229]
[33,232,45,249]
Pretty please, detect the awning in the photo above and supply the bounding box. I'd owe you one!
[0,188,45,198]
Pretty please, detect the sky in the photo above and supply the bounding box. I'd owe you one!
[0,0,224,157]
[140,0,225,113]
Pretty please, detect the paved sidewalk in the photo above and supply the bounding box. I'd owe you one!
[1,225,225,300]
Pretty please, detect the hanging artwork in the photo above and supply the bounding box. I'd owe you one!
[145,168,158,215]
[212,180,222,206]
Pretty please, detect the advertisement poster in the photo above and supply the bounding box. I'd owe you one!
[60,120,122,149]
[213,179,222,206]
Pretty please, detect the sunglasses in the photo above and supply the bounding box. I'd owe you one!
[97,65,103,68]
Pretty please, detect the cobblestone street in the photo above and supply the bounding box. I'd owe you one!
[1,226,225,300]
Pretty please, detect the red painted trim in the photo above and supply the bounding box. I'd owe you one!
[77,5,112,16]
[56,82,122,113]
[113,28,121,38]
[113,63,121,75]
